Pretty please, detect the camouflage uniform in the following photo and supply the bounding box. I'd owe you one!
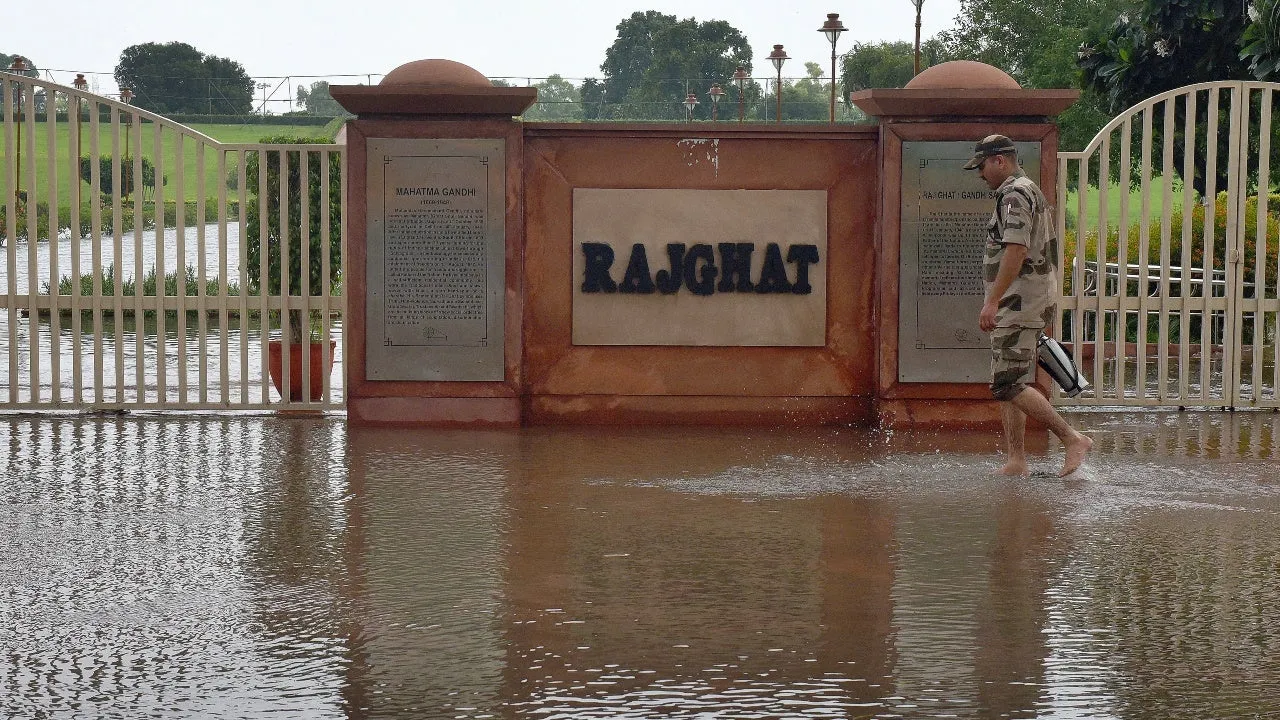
[984,171,1059,401]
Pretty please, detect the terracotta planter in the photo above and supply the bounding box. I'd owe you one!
[267,340,337,402]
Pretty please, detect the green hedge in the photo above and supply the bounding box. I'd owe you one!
[1,200,240,241]
[1064,193,1280,290]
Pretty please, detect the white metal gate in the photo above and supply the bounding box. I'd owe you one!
[1,72,345,411]
[1056,81,1279,409]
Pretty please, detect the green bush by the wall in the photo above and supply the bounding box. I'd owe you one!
[1064,193,1280,293]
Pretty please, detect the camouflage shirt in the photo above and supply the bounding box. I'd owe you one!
[983,171,1059,328]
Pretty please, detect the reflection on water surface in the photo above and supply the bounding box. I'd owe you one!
[1,412,1278,718]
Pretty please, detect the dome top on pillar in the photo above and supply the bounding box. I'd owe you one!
[330,58,535,116]
[905,61,1020,90]
[380,59,493,87]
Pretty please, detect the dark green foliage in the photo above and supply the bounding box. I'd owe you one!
[1078,0,1251,114]
[842,40,941,92]
[243,136,342,343]
[43,263,239,299]
[78,155,164,199]
[938,0,1136,152]
[294,81,348,117]
[523,75,584,121]
[114,42,254,115]
[1077,0,1280,195]
[581,11,752,120]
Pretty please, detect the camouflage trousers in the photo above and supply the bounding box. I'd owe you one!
[989,325,1039,401]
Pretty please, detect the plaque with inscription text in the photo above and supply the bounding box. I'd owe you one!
[366,138,505,381]
[898,141,1040,383]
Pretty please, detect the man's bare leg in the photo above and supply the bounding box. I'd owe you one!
[1010,388,1093,476]
[997,400,1029,476]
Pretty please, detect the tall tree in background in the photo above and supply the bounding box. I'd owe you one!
[583,11,751,119]
[1078,0,1275,195]
[939,0,1135,152]
[295,81,345,116]
[523,75,584,121]
[842,40,942,91]
[115,42,254,114]
[1079,0,1251,112]
[777,62,832,121]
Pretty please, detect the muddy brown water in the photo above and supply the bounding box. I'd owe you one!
[2,411,1278,718]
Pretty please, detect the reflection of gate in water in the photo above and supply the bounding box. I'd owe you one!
[1056,81,1280,409]
[1,71,345,410]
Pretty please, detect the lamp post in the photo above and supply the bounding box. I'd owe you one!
[818,13,847,124]
[708,83,724,122]
[910,0,925,75]
[9,56,26,204]
[767,44,789,124]
[72,74,88,163]
[120,87,133,200]
[732,66,748,123]
[257,81,270,115]
[682,92,699,122]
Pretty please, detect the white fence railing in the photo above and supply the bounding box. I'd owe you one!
[1,72,346,410]
[1056,81,1279,409]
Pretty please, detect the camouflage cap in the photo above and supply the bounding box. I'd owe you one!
[962,134,1017,169]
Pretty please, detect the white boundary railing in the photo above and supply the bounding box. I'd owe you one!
[1,72,346,411]
[1056,81,1279,409]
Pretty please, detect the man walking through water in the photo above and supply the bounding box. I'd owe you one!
[964,135,1092,476]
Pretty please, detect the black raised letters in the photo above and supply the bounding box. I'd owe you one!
[579,241,821,297]
[755,243,793,294]
[683,244,717,296]
[787,244,820,295]
[655,244,686,294]
[716,243,755,293]
[581,242,617,293]
[619,243,657,294]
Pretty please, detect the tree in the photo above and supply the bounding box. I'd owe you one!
[244,137,343,344]
[842,40,943,92]
[1079,0,1254,113]
[1077,0,1268,195]
[584,11,752,120]
[777,62,830,121]
[114,42,254,115]
[295,81,345,116]
[523,75,584,121]
[939,0,1135,152]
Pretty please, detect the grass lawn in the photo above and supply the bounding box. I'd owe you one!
[1064,175,1190,231]
[1,119,339,211]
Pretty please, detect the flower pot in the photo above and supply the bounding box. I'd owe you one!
[268,340,336,402]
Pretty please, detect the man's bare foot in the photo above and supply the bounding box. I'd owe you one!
[997,458,1029,476]
[1058,433,1093,477]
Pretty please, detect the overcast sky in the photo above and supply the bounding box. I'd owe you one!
[13,0,962,107]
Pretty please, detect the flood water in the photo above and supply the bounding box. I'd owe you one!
[2,411,1279,719]
[1,226,344,404]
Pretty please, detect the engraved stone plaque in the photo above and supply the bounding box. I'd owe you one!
[572,189,827,346]
[366,138,505,381]
[898,141,1040,382]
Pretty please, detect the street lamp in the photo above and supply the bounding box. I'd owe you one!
[120,87,133,200]
[732,66,749,123]
[257,81,270,115]
[708,83,724,122]
[9,56,27,203]
[682,92,699,122]
[818,13,847,124]
[72,74,88,163]
[910,0,926,75]
[767,44,789,124]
